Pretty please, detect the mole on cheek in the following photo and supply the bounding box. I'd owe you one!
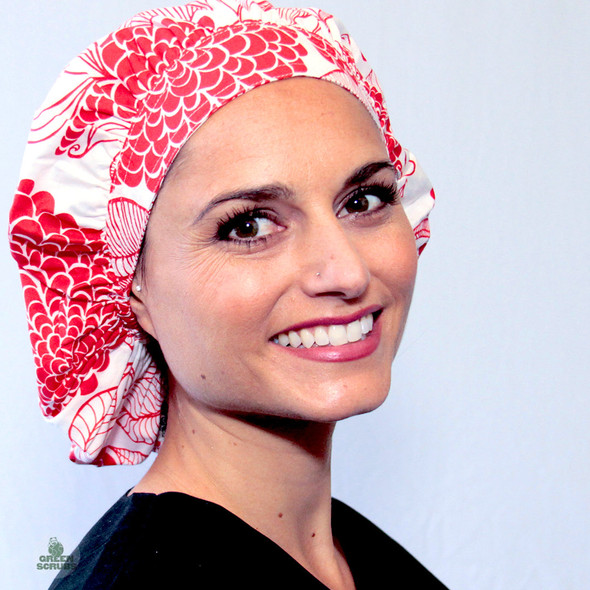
[200,374,206,380]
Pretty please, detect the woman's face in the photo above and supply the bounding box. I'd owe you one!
[132,78,417,423]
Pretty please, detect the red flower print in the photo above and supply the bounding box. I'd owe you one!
[9,179,124,416]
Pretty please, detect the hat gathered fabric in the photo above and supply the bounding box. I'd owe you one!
[8,0,435,465]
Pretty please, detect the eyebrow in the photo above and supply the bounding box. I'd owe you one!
[194,159,396,222]
[346,160,396,186]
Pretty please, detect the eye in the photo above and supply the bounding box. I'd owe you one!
[227,215,275,240]
[338,184,398,218]
[217,209,283,244]
[340,193,382,216]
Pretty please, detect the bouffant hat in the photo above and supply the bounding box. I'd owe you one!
[8,0,434,465]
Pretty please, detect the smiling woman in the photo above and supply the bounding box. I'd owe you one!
[8,1,444,588]
[131,78,418,425]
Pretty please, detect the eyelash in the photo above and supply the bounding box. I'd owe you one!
[216,207,280,247]
[215,181,400,247]
[340,182,400,217]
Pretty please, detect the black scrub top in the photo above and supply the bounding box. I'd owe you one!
[49,491,449,589]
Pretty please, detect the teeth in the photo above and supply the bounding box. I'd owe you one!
[314,326,330,346]
[288,331,302,348]
[360,314,373,335]
[300,328,315,349]
[346,320,362,343]
[328,324,348,346]
[275,313,376,349]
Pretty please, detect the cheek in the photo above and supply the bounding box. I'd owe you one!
[216,267,274,315]
[368,223,418,296]
[150,256,286,406]
[393,242,418,295]
[174,255,284,347]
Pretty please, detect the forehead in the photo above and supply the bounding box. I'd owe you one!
[167,78,387,183]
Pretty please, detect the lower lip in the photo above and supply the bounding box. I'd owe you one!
[271,320,382,362]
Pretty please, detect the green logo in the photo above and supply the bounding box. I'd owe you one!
[36,537,77,573]
[48,538,64,558]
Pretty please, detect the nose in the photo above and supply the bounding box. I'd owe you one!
[298,216,370,300]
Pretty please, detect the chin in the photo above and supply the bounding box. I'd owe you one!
[285,379,392,424]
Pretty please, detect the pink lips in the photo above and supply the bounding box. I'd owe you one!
[271,306,383,363]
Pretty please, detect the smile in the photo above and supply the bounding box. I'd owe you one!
[273,312,377,349]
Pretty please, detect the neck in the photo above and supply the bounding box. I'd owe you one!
[151,396,335,528]
[134,390,354,589]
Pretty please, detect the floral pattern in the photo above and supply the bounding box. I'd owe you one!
[9,0,434,465]
[9,180,115,416]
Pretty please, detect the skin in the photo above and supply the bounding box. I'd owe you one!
[131,78,418,590]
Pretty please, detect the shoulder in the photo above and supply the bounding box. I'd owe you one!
[332,499,450,589]
[49,492,164,589]
[50,491,257,589]
[49,491,328,589]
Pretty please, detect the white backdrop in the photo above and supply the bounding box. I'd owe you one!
[1,1,588,589]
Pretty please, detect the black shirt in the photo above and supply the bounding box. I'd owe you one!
[50,491,449,589]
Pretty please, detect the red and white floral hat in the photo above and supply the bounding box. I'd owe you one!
[8,0,435,465]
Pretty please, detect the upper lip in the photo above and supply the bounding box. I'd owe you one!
[271,305,383,338]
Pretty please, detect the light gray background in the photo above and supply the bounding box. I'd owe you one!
[1,1,588,589]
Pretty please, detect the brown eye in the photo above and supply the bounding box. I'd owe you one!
[219,211,282,243]
[339,192,383,218]
[231,218,260,239]
[346,195,370,213]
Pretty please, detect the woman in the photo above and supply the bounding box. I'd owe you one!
[9,1,444,588]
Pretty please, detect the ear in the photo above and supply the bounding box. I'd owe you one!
[130,283,158,339]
